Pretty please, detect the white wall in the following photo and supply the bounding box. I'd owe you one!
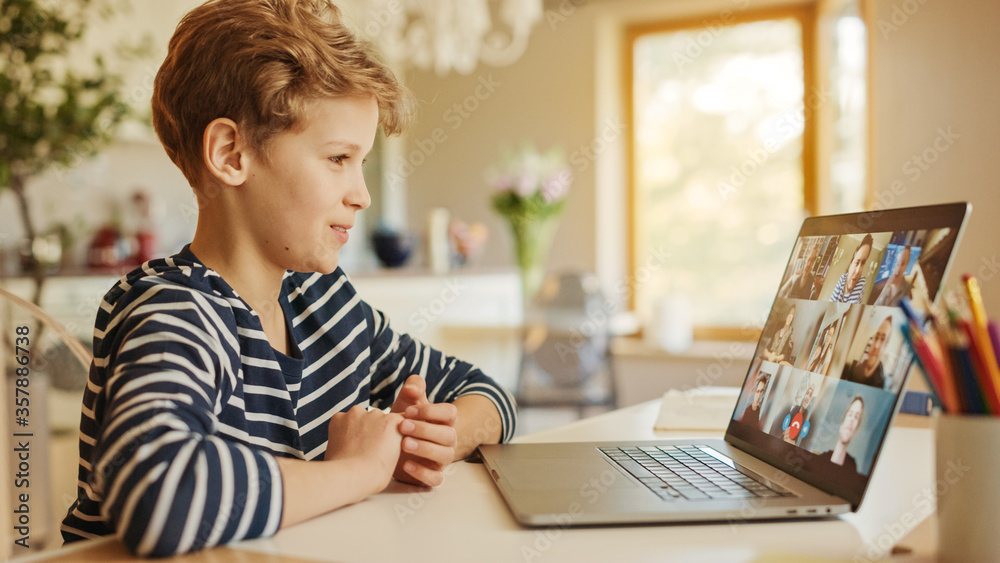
[868,0,1000,317]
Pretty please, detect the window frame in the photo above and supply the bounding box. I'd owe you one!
[623,5,822,342]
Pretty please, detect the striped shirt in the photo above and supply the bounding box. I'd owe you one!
[829,273,867,304]
[61,247,517,556]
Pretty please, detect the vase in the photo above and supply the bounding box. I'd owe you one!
[507,214,559,305]
[371,230,414,268]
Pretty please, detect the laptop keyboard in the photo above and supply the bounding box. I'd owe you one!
[599,445,788,501]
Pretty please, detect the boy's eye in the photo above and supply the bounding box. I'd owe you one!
[329,155,348,165]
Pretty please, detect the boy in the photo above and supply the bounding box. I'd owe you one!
[61,0,517,556]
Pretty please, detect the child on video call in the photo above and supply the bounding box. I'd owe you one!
[61,0,517,556]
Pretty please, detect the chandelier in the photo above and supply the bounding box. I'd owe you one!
[360,0,545,75]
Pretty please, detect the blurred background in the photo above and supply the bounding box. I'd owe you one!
[2,0,999,553]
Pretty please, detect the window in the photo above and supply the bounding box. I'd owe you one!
[626,4,867,338]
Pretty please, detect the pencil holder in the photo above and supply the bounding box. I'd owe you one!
[934,412,1000,563]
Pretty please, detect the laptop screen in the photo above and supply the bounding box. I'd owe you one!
[724,203,970,509]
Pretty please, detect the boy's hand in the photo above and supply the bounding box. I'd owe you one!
[324,405,404,494]
[390,374,430,414]
[391,375,458,487]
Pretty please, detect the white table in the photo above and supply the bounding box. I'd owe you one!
[15,401,935,562]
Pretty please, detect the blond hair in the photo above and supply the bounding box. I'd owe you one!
[152,0,414,184]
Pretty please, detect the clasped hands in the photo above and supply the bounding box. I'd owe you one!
[324,374,457,491]
[389,374,458,487]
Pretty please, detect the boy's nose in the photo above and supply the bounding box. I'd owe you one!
[347,175,371,210]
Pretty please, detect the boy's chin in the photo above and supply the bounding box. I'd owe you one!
[289,254,339,275]
[310,259,340,275]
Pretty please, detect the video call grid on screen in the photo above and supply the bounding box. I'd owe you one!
[725,203,968,508]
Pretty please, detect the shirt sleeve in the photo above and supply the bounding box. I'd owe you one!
[362,301,518,443]
[831,274,847,302]
[89,282,283,557]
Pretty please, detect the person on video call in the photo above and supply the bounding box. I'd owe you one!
[815,396,864,473]
[804,323,838,376]
[841,317,893,389]
[739,374,770,429]
[870,246,912,306]
[774,384,814,444]
[830,234,874,304]
[779,242,822,300]
[762,304,797,364]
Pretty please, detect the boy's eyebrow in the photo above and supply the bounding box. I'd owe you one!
[323,140,362,152]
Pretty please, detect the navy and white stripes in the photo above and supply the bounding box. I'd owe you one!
[62,248,517,556]
[830,273,867,304]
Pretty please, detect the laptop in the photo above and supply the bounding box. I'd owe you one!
[479,202,971,526]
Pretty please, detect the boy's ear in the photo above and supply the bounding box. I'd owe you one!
[203,118,248,186]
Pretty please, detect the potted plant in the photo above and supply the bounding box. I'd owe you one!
[488,143,572,304]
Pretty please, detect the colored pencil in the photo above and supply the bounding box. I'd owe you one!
[962,276,1000,409]
[899,298,924,329]
[989,321,1000,368]
[898,274,999,416]
[921,326,961,413]
[903,326,954,412]
[959,320,1000,414]
[950,326,988,414]
[902,327,938,402]
[963,274,989,327]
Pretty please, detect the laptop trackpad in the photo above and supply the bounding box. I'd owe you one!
[496,458,638,491]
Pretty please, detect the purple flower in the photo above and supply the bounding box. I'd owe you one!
[492,173,515,192]
[515,171,538,197]
[541,167,572,202]
[488,144,572,205]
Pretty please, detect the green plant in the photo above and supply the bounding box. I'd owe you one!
[0,0,134,305]
[488,144,573,303]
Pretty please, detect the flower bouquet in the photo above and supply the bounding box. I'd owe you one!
[488,144,572,304]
